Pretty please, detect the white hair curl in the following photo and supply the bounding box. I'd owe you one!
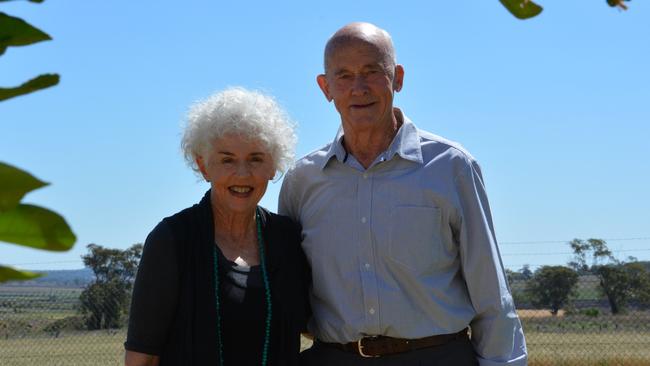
[181,87,297,177]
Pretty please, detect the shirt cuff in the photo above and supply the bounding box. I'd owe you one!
[477,353,528,366]
[124,341,162,356]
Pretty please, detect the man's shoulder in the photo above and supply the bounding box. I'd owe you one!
[288,142,332,174]
[416,128,477,165]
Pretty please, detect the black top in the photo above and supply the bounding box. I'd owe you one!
[217,246,268,365]
[125,191,309,366]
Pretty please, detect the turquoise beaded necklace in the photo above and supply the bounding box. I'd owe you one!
[212,208,272,366]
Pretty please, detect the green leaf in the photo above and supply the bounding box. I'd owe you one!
[500,0,543,19]
[0,12,51,53]
[0,162,49,212]
[0,73,59,101]
[0,265,42,283]
[0,204,76,251]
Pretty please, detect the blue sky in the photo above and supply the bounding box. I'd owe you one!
[2,0,649,271]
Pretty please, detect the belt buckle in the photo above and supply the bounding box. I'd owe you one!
[357,336,380,358]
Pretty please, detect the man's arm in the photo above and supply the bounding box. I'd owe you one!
[455,160,528,366]
[279,169,313,340]
[278,169,297,220]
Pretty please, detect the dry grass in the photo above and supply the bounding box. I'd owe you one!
[0,330,126,366]
[526,331,650,365]
[1,329,649,365]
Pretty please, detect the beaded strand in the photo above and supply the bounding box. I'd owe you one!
[213,207,272,366]
[257,208,272,366]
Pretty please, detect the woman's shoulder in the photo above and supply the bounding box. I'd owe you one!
[258,207,301,232]
[158,192,211,238]
[258,207,302,250]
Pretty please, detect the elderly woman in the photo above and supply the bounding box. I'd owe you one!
[124,87,308,366]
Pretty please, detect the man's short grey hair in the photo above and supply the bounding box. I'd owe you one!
[181,87,297,176]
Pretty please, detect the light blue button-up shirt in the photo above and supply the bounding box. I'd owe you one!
[279,110,527,365]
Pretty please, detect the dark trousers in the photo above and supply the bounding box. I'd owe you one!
[299,337,479,366]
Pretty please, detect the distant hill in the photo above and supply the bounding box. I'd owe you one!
[2,268,94,288]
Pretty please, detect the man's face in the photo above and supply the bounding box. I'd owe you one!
[318,40,403,131]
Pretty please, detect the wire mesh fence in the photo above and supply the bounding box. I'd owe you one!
[1,272,649,365]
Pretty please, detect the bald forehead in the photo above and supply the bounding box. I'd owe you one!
[324,23,396,73]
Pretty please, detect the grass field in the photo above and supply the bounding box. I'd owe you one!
[1,330,649,366]
[0,331,126,366]
[526,331,650,366]
[2,286,650,365]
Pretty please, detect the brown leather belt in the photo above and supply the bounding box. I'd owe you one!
[317,328,469,358]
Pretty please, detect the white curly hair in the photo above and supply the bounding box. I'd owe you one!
[181,87,297,176]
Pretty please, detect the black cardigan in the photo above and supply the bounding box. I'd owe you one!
[125,191,309,365]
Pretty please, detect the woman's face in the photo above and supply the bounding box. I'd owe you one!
[196,133,275,216]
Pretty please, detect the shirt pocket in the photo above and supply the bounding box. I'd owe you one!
[388,205,444,275]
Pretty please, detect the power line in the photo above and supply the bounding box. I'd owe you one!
[4,260,83,266]
[501,249,650,256]
[500,237,650,246]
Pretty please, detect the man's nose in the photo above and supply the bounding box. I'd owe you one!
[350,75,369,95]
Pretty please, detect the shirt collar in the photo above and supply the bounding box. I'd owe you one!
[321,125,347,169]
[320,108,423,170]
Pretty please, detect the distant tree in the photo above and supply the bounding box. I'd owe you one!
[568,238,613,273]
[568,238,649,314]
[594,261,650,314]
[505,265,533,284]
[614,258,650,308]
[526,266,578,315]
[78,243,142,330]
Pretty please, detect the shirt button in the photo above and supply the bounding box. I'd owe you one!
[363,173,368,179]
[369,308,375,315]
[364,263,370,269]
[361,217,367,223]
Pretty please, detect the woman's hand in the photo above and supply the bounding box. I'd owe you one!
[125,350,160,366]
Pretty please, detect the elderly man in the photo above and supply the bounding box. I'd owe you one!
[279,22,527,365]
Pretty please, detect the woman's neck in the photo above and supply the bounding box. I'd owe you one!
[212,205,257,244]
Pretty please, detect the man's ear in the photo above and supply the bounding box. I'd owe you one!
[317,74,333,102]
[196,156,209,181]
[393,65,404,92]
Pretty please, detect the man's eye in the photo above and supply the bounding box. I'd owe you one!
[221,158,234,164]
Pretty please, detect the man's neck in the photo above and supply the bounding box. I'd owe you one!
[342,108,403,169]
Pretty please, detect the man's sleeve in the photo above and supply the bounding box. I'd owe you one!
[278,169,298,220]
[455,159,528,366]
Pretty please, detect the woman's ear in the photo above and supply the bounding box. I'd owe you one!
[196,156,209,181]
